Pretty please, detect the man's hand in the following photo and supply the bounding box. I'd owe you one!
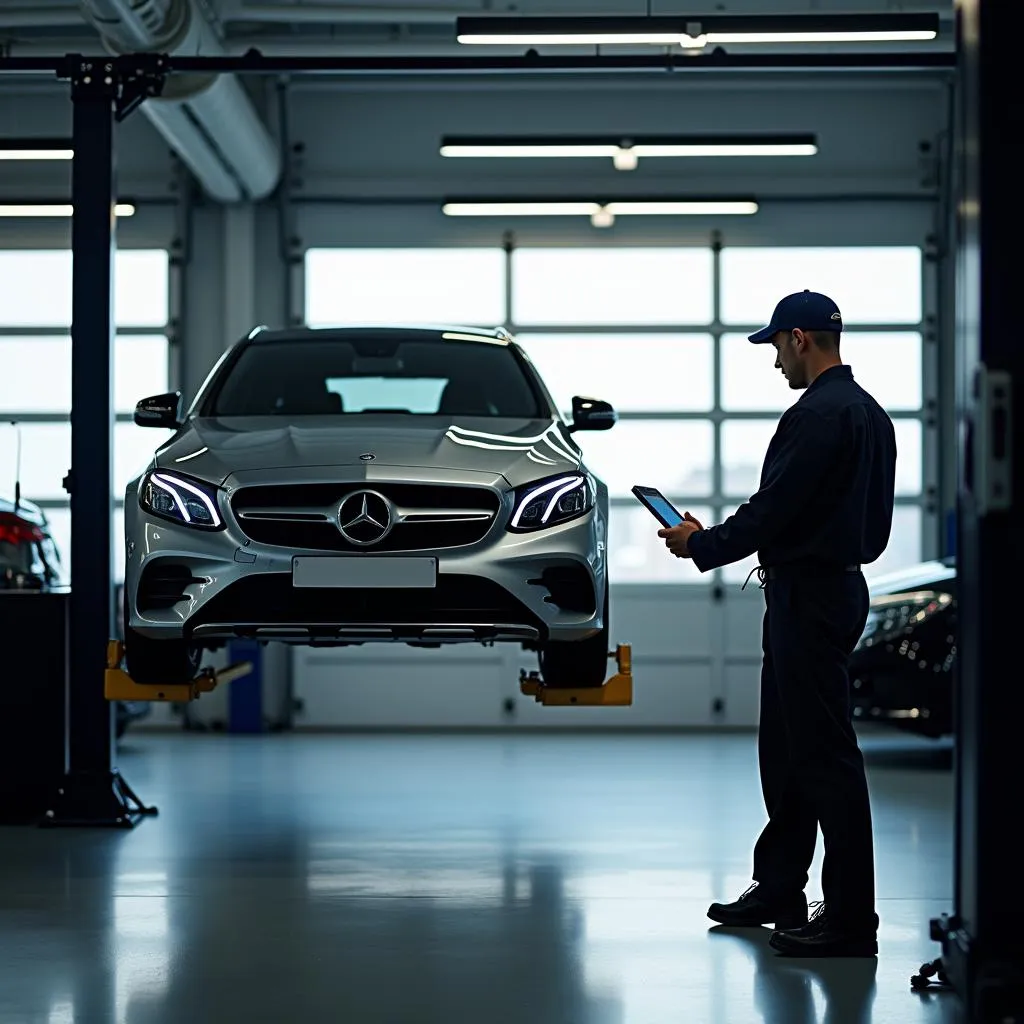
[657,512,705,559]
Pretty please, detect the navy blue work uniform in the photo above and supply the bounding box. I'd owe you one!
[688,357,896,927]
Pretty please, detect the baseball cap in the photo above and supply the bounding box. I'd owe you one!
[748,289,843,344]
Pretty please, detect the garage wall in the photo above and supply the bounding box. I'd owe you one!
[277,73,947,729]
[0,69,950,729]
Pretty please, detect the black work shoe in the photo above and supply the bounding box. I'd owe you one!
[769,902,878,958]
[707,882,808,930]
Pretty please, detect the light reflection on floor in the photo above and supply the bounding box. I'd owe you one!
[0,731,963,1024]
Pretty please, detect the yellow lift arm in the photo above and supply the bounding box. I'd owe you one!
[103,639,253,703]
[519,643,633,706]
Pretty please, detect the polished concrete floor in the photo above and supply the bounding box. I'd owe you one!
[0,730,962,1024]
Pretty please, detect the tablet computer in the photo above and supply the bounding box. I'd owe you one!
[631,486,685,528]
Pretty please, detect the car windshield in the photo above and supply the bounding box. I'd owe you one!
[208,335,546,418]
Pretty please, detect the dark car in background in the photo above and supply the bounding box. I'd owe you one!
[0,494,63,591]
[850,558,957,738]
[1,493,148,739]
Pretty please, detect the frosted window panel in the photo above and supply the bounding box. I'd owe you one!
[0,335,168,413]
[114,250,170,326]
[865,506,922,580]
[115,336,170,412]
[115,423,171,495]
[721,420,775,497]
[45,505,127,582]
[894,419,922,496]
[575,420,713,499]
[0,422,69,500]
[512,248,713,325]
[609,505,713,584]
[844,332,922,411]
[720,247,922,325]
[721,334,799,412]
[304,249,505,326]
[0,250,168,327]
[720,503,923,584]
[722,417,922,498]
[517,333,713,413]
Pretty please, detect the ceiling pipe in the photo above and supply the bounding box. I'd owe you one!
[221,3,468,24]
[79,0,281,202]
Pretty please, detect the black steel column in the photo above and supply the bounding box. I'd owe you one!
[926,1,1024,1018]
[43,58,154,828]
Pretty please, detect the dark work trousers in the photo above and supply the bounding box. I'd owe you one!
[751,571,875,925]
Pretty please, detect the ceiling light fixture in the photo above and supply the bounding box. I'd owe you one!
[441,134,818,170]
[0,138,74,161]
[441,198,758,227]
[0,204,136,218]
[455,14,939,47]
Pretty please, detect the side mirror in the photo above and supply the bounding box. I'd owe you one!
[134,391,183,429]
[568,395,617,433]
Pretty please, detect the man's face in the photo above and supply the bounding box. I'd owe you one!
[771,330,809,390]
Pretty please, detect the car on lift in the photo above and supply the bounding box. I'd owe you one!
[850,557,957,738]
[123,324,616,689]
[1,494,149,738]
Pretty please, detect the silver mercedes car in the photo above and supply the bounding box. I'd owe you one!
[124,324,616,688]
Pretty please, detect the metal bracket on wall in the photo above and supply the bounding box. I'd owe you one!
[972,364,1013,516]
[64,53,168,121]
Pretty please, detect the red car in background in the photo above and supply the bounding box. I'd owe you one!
[1,493,148,738]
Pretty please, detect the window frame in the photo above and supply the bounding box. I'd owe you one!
[300,242,937,585]
[0,248,174,585]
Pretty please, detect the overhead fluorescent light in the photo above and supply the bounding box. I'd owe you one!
[455,14,938,47]
[441,134,817,169]
[0,138,74,161]
[0,204,136,218]
[0,149,74,162]
[442,199,757,227]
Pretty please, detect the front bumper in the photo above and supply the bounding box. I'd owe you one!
[124,469,608,646]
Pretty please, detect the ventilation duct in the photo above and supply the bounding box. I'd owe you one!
[80,0,281,202]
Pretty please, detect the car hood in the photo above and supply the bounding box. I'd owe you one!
[153,416,584,489]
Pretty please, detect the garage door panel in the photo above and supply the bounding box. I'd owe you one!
[611,590,714,659]
[724,662,762,728]
[294,650,506,727]
[723,596,764,659]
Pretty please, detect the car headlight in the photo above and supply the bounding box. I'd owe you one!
[856,589,953,649]
[509,474,593,532]
[140,471,224,530]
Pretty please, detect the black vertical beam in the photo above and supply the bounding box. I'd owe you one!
[929,1,1024,1018]
[43,58,155,828]
[68,65,116,775]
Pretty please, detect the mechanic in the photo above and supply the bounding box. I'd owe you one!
[658,290,896,958]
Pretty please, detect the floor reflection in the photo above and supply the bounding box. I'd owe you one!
[708,925,878,1024]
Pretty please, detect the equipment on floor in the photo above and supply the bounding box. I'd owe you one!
[104,639,253,703]
[519,643,633,705]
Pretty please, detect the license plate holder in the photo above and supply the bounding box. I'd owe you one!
[292,556,437,589]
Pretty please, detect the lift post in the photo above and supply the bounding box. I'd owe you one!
[519,643,633,706]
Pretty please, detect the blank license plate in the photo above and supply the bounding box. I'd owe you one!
[292,556,437,589]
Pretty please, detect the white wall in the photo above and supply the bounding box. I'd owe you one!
[0,68,949,729]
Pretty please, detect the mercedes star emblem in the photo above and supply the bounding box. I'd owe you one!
[336,490,393,546]
[359,453,375,461]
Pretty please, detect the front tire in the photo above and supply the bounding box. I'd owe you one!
[124,621,200,686]
[538,587,609,688]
